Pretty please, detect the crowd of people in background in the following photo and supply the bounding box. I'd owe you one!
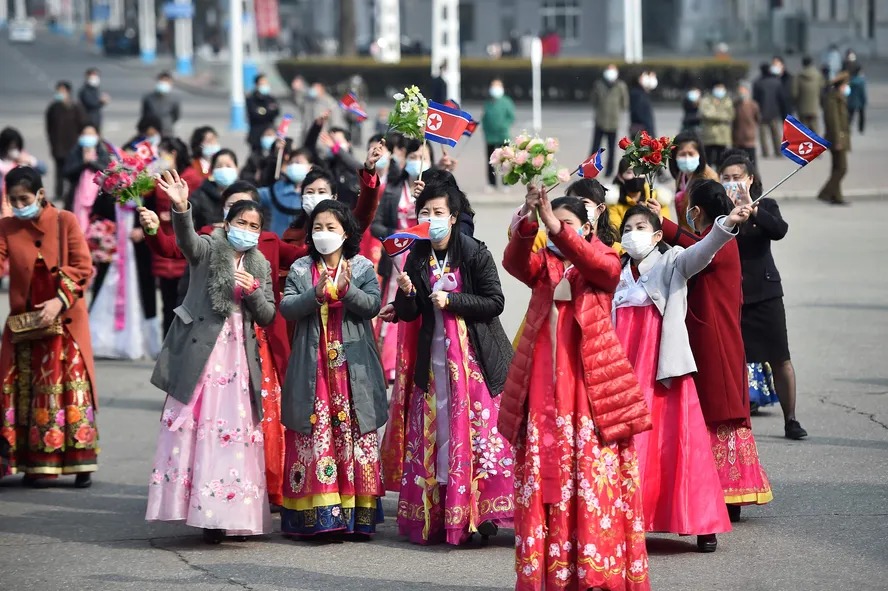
[0,49,835,590]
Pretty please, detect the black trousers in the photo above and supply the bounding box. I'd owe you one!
[706,145,728,169]
[53,156,67,202]
[134,240,157,320]
[485,143,498,186]
[590,127,617,176]
[158,277,180,336]
[848,107,865,133]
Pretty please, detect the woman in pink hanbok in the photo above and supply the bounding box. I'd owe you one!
[144,171,277,544]
[388,172,515,546]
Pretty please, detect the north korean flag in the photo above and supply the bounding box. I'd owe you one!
[133,140,158,163]
[781,115,831,166]
[576,148,604,179]
[383,222,431,257]
[424,101,472,147]
[276,114,293,137]
[463,120,479,138]
[338,92,368,122]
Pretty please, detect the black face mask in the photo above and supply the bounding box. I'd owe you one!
[623,177,646,194]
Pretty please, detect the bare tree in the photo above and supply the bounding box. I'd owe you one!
[338,0,357,56]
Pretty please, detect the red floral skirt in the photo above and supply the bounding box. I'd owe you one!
[708,420,774,506]
[256,326,285,506]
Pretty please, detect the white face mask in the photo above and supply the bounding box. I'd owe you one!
[585,204,600,225]
[603,69,618,83]
[622,230,657,260]
[302,194,330,215]
[312,231,345,255]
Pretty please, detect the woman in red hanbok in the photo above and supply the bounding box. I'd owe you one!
[500,189,651,591]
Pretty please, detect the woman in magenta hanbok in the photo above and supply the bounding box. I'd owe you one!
[388,172,515,545]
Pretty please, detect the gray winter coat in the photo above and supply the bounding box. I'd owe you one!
[150,207,276,413]
[279,255,387,436]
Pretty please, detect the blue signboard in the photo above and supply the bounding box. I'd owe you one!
[163,2,195,20]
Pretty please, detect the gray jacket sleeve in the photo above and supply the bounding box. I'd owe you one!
[243,259,276,326]
[673,215,738,279]
[171,206,210,264]
[280,266,322,321]
[341,265,382,319]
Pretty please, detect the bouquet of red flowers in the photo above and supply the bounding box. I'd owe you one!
[84,219,118,265]
[92,151,155,207]
[618,131,674,188]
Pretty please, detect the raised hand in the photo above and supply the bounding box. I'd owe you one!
[726,204,753,227]
[315,267,330,300]
[522,184,542,216]
[137,206,160,233]
[645,197,663,220]
[336,260,352,293]
[319,131,336,149]
[365,141,385,171]
[537,189,560,234]
[156,169,189,212]
[412,180,425,199]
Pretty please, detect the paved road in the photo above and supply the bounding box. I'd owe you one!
[1,30,887,591]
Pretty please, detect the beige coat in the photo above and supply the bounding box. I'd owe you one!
[700,95,735,146]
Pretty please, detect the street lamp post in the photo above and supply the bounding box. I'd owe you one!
[14,0,26,19]
[229,0,246,131]
[430,0,461,103]
[623,0,643,63]
[174,0,194,76]
[531,37,542,133]
[139,0,156,64]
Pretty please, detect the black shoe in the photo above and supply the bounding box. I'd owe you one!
[202,528,225,544]
[269,503,282,514]
[727,504,741,523]
[749,402,760,415]
[696,534,718,553]
[829,199,850,206]
[785,419,808,440]
[74,473,92,488]
[477,520,499,539]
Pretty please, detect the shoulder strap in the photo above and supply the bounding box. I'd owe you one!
[57,209,66,269]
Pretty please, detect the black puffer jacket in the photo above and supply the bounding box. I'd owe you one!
[394,231,513,395]
[190,178,225,230]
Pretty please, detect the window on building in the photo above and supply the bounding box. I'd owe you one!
[540,0,581,44]
[459,2,475,44]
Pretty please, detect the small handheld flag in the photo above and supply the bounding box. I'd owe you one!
[577,149,605,179]
[276,114,293,138]
[383,222,431,257]
[338,92,368,122]
[133,140,158,163]
[424,101,472,147]
[780,115,830,167]
[463,120,479,138]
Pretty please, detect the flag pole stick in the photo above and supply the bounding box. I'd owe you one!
[752,165,803,205]
[273,144,285,180]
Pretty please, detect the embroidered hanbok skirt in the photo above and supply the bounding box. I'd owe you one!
[708,420,774,506]
[748,363,779,408]
[145,310,271,535]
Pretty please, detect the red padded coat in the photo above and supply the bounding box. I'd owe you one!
[498,217,651,445]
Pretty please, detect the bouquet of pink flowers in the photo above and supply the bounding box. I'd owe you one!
[92,153,155,206]
[489,133,571,187]
[84,219,118,265]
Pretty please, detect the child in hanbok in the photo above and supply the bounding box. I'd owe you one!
[145,171,276,544]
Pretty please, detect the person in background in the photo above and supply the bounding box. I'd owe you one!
[140,71,180,137]
[771,56,794,115]
[63,124,111,224]
[649,180,773,523]
[345,75,368,146]
[501,188,650,588]
[389,176,514,546]
[753,63,787,159]
[0,166,98,488]
[45,81,87,201]
[669,132,719,230]
[1,128,48,219]
[848,65,867,134]
[278,200,387,539]
[699,81,735,167]
[78,68,109,132]
[246,73,281,151]
[481,78,515,192]
[125,115,163,151]
[681,87,703,135]
[817,72,851,206]
[191,149,241,229]
[182,126,220,192]
[719,150,807,440]
[145,171,275,544]
[793,56,826,134]
[430,62,448,104]
[591,64,629,177]
[307,82,345,129]
[824,44,843,81]
[629,70,657,137]
[290,75,308,139]
[732,81,761,166]
[607,156,674,235]
[147,137,190,336]
[240,125,279,185]
[842,48,858,74]
[359,133,397,271]
[257,143,314,237]
[313,126,363,208]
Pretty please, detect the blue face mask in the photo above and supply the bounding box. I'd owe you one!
[213,167,238,187]
[685,207,697,233]
[12,200,41,220]
[202,144,221,159]
[546,227,586,257]
[78,134,98,148]
[146,134,161,147]
[54,92,66,102]
[676,156,700,173]
[419,216,451,242]
[260,135,276,151]
[285,162,310,184]
[375,155,390,170]
[257,84,271,96]
[405,160,428,178]
[156,81,172,94]
[227,226,260,252]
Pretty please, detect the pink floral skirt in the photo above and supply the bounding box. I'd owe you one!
[708,420,774,506]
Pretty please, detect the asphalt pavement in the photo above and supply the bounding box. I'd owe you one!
[1,29,887,591]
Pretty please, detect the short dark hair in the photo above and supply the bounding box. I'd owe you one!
[254,73,266,85]
[56,81,72,92]
[329,126,351,143]
[550,196,589,223]
[158,71,172,80]
[4,165,43,195]
[159,137,190,171]
[415,170,466,218]
[85,68,99,76]
[79,122,98,134]
[688,179,734,223]
[368,133,385,148]
[0,127,24,154]
[620,204,662,234]
[189,126,217,156]
[668,132,708,178]
[289,146,313,162]
[718,148,763,201]
[306,200,361,261]
[222,180,260,203]
[225,199,264,226]
[802,55,813,67]
[210,148,238,169]
[137,114,163,134]
[300,166,337,195]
